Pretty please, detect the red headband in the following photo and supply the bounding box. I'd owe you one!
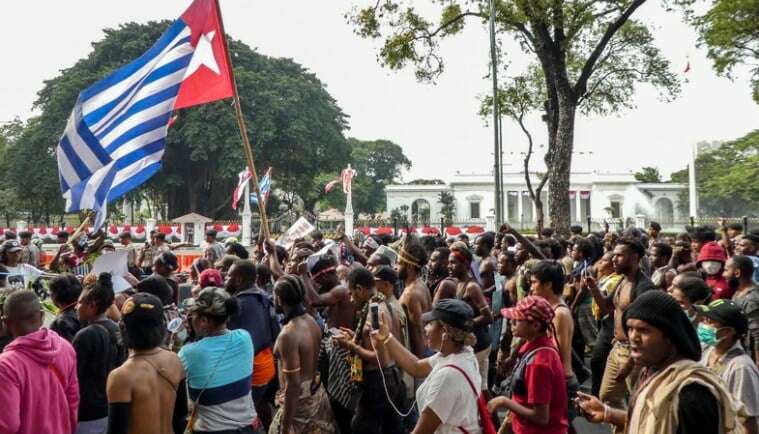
[451,250,470,265]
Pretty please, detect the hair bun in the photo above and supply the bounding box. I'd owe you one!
[97,272,113,287]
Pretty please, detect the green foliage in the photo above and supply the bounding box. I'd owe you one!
[438,191,456,224]
[670,130,759,216]
[6,21,349,221]
[406,179,445,185]
[322,138,411,214]
[681,0,759,103]
[634,166,663,183]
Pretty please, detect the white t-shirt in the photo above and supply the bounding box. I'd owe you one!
[416,347,482,434]
[5,263,42,289]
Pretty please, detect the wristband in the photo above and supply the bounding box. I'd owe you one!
[383,334,393,346]
[603,403,610,423]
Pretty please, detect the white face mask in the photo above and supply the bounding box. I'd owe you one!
[701,260,722,275]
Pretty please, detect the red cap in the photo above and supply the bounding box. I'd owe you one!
[697,241,726,264]
[199,268,224,288]
[501,295,555,324]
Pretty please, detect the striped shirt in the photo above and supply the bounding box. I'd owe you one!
[179,329,257,432]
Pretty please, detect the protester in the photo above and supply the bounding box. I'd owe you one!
[138,231,170,276]
[649,242,676,290]
[668,274,713,328]
[490,296,568,434]
[735,234,759,283]
[0,290,79,434]
[333,267,407,433]
[202,229,224,265]
[435,241,493,389]
[698,241,733,300]
[727,255,759,365]
[117,232,138,271]
[397,238,432,358]
[697,299,759,434]
[18,231,40,268]
[577,290,745,434]
[73,273,127,434]
[1,239,43,288]
[269,275,336,433]
[180,287,262,433]
[647,221,661,245]
[49,273,84,342]
[372,298,483,433]
[106,292,187,434]
[586,252,621,396]
[528,260,579,427]
[226,259,279,428]
[427,246,450,296]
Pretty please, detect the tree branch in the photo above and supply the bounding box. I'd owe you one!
[574,0,647,97]
[412,11,486,42]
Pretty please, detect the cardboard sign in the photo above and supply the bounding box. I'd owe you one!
[279,217,315,247]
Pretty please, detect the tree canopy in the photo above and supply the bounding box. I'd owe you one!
[634,166,663,183]
[671,131,759,216]
[5,21,351,222]
[349,0,680,234]
[680,0,759,103]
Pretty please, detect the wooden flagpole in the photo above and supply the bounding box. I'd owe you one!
[215,0,271,239]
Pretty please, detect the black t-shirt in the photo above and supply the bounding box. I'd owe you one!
[677,383,719,434]
[72,320,127,421]
[49,307,81,342]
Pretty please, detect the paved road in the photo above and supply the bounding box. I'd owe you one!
[574,416,612,434]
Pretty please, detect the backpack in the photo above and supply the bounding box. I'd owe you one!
[443,364,497,434]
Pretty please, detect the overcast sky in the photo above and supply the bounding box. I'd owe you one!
[3,1,758,182]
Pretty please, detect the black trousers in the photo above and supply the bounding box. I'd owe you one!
[351,366,408,434]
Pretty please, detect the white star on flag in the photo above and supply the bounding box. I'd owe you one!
[185,30,221,77]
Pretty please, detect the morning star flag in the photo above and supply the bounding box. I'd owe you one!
[250,167,272,206]
[56,0,234,229]
[232,167,252,210]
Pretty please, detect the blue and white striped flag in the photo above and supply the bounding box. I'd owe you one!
[250,167,272,206]
[56,0,234,230]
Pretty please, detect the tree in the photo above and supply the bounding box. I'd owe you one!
[406,179,445,185]
[482,70,549,232]
[680,0,759,103]
[634,166,663,183]
[670,131,759,216]
[349,1,679,234]
[322,138,411,214]
[16,21,349,220]
[438,191,456,224]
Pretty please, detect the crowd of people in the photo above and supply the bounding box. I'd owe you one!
[0,219,758,434]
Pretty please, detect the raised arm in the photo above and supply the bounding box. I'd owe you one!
[370,310,432,378]
[501,224,546,260]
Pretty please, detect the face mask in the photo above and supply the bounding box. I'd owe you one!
[697,323,725,347]
[701,261,722,275]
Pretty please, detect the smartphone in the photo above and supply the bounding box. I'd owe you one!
[370,303,380,330]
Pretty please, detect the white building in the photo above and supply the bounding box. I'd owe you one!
[386,170,685,230]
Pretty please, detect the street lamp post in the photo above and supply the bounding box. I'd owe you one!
[488,0,502,226]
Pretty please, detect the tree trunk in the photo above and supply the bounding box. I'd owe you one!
[547,97,576,237]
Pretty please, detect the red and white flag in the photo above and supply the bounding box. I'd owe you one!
[232,167,252,210]
[342,167,357,194]
[324,179,340,193]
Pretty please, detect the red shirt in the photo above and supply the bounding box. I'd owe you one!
[511,335,568,434]
[707,275,734,300]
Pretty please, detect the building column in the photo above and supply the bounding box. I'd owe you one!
[517,192,523,226]
[575,191,582,223]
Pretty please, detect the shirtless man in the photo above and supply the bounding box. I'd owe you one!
[434,242,493,389]
[333,267,406,434]
[106,292,186,434]
[426,247,450,297]
[305,255,354,329]
[271,275,336,434]
[397,239,432,358]
[586,237,655,410]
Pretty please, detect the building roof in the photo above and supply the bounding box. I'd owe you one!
[172,212,213,224]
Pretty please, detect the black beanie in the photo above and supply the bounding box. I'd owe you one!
[623,290,701,362]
